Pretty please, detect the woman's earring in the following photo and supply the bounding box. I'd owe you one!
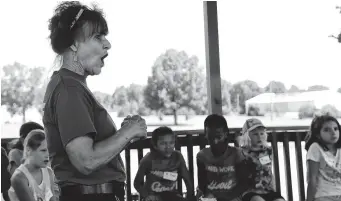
[73,51,78,62]
[70,45,78,62]
[70,45,77,51]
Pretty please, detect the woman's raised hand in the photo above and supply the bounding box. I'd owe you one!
[121,115,147,139]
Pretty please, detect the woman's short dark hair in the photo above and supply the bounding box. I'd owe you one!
[12,122,44,150]
[48,1,108,54]
[305,115,341,151]
[25,129,46,151]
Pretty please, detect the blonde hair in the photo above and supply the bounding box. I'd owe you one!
[22,129,46,161]
[238,128,268,148]
[238,131,252,148]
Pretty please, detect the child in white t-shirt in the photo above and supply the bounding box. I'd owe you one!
[305,115,341,201]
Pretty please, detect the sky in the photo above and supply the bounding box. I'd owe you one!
[1,0,341,95]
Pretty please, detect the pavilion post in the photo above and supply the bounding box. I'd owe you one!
[203,1,222,115]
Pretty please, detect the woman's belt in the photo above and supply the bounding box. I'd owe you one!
[61,182,124,195]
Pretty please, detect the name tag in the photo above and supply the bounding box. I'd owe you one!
[163,172,178,181]
[259,155,271,165]
[200,198,217,201]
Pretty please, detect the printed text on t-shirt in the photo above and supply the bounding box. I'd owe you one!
[207,180,236,190]
[206,165,234,173]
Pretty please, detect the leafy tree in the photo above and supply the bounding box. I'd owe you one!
[307,85,329,91]
[264,81,287,93]
[247,105,264,116]
[112,86,128,107]
[288,85,301,93]
[177,107,196,120]
[93,91,114,111]
[329,6,341,43]
[320,104,341,118]
[199,79,232,115]
[221,79,232,115]
[34,81,48,116]
[112,84,149,117]
[126,84,150,116]
[230,80,262,114]
[144,49,206,125]
[1,62,44,123]
[298,104,317,119]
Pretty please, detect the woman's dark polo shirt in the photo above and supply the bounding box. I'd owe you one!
[43,68,126,186]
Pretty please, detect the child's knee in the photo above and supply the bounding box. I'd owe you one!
[250,195,265,201]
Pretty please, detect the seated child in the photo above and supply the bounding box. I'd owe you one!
[9,129,58,201]
[1,148,11,201]
[305,115,341,201]
[8,121,44,175]
[134,126,194,201]
[196,114,248,201]
[239,118,285,201]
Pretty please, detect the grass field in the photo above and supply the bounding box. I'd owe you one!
[1,108,318,139]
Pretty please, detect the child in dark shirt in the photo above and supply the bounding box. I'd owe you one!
[239,118,285,201]
[1,147,11,201]
[196,114,248,201]
[134,126,194,201]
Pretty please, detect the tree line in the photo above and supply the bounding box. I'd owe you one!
[2,50,341,124]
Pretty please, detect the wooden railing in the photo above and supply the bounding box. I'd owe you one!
[124,126,309,201]
[1,126,310,201]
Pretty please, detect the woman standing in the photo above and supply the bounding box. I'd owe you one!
[43,2,147,201]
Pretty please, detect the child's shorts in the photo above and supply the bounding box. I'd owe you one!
[242,191,284,201]
[143,192,188,201]
[158,192,187,201]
